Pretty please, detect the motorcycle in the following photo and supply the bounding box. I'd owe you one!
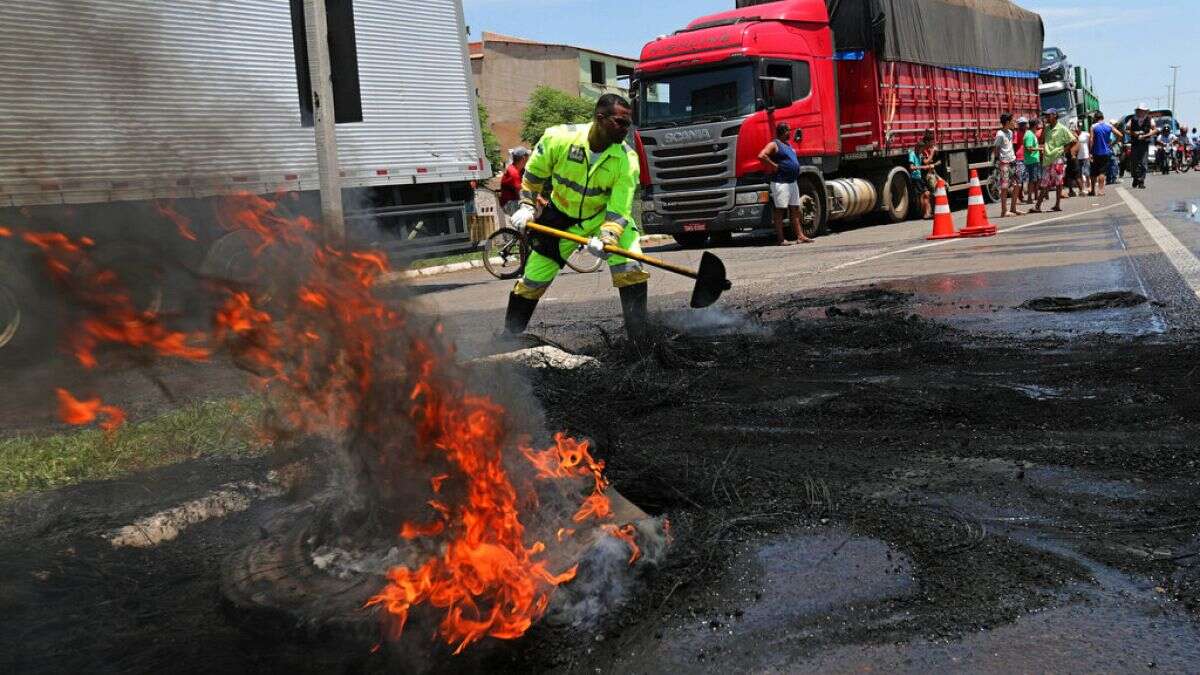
[1183,141,1200,173]
[1156,139,1175,175]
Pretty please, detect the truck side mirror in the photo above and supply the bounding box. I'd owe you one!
[760,76,793,111]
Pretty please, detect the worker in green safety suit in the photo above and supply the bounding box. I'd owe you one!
[505,94,650,341]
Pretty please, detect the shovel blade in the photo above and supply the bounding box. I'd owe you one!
[690,251,733,309]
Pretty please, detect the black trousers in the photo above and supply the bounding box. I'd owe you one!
[1131,144,1150,184]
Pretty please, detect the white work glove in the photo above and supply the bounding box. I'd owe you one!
[509,203,535,232]
[586,236,611,260]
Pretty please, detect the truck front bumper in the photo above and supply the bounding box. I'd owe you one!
[640,188,771,235]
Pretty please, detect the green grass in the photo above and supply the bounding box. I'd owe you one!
[0,397,267,499]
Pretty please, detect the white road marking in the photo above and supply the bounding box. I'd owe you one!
[1118,188,1200,301]
[1109,219,1169,334]
[828,204,1124,272]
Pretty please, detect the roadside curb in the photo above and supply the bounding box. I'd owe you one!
[379,235,676,285]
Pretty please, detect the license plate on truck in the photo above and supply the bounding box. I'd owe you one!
[682,223,707,232]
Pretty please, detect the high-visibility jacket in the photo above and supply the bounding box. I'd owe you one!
[520,123,640,240]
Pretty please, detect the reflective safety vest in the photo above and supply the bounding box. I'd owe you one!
[520,123,640,239]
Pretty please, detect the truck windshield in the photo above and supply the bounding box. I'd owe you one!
[1041,48,1064,66]
[1042,91,1073,113]
[638,64,756,128]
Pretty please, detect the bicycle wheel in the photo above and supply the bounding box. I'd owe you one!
[482,228,527,280]
[565,244,605,274]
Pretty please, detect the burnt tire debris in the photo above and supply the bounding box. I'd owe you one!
[5,288,1200,671]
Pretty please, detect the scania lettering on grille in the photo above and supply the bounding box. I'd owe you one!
[662,128,712,145]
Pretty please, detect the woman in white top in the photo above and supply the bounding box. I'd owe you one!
[1076,126,1091,195]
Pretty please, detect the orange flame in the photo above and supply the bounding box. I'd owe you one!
[55,388,125,432]
[22,193,640,653]
[154,201,198,241]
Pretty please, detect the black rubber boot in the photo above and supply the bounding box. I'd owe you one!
[619,283,649,344]
[504,292,539,335]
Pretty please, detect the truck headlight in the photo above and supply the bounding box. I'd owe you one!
[736,191,769,205]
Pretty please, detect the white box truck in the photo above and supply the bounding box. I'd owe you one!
[0,0,490,357]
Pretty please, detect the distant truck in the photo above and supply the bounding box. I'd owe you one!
[0,0,490,359]
[1040,47,1072,85]
[633,0,1044,247]
[1038,60,1101,128]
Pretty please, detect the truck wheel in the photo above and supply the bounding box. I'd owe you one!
[797,178,828,239]
[0,279,19,353]
[0,267,55,367]
[672,233,709,249]
[881,167,911,223]
[984,171,1000,203]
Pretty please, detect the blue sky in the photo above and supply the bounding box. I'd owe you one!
[464,0,1200,125]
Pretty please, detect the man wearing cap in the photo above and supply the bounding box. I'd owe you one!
[1034,109,1073,213]
[1128,104,1156,189]
[500,147,531,214]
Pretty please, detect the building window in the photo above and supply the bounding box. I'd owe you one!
[616,64,634,90]
[289,0,364,127]
[590,60,606,86]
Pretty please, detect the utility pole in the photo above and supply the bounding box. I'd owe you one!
[304,0,345,238]
[1170,66,1181,112]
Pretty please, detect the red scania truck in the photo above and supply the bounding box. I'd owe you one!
[633,0,1044,246]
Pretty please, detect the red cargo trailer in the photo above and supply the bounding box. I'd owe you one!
[634,0,1044,246]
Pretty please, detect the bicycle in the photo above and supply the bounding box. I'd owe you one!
[481,226,604,280]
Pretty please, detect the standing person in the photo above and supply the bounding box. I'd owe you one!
[1034,109,1072,213]
[993,113,1022,217]
[1014,117,1029,204]
[1128,104,1156,189]
[757,122,813,246]
[1023,119,1043,205]
[1156,126,1175,175]
[1076,121,1091,195]
[1064,121,1081,198]
[906,131,938,219]
[499,147,530,214]
[1089,112,1119,196]
[1108,119,1122,185]
[504,94,650,341]
[1191,128,1200,170]
[921,132,939,194]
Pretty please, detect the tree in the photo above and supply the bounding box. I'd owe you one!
[477,101,502,178]
[520,86,595,146]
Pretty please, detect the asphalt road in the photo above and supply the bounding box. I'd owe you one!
[8,173,1200,673]
[410,173,1200,356]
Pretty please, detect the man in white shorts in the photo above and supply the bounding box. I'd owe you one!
[757,122,813,246]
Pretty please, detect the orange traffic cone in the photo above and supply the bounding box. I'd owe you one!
[959,169,997,238]
[926,179,957,240]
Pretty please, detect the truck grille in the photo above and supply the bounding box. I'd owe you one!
[639,121,739,221]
